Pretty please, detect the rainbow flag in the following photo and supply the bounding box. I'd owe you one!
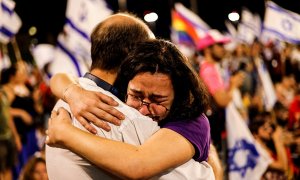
[171,3,210,49]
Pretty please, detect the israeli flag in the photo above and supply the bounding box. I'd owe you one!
[241,9,261,37]
[254,57,277,111]
[66,0,112,36]
[226,101,272,180]
[263,1,300,44]
[237,9,262,44]
[0,0,22,44]
[51,0,112,77]
[237,23,257,45]
[49,34,90,77]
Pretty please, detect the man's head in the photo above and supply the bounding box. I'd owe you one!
[198,30,230,62]
[114,39,210,122]
[90,13,155,72]
[203,43,226,62]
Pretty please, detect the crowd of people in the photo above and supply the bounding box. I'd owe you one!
[0,60,55,179]
[1,12,300,180]
[194,39,300,179]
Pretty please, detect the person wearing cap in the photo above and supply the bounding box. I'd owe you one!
[199,30,245,156]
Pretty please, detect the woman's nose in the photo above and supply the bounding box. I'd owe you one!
[139,104,152,116]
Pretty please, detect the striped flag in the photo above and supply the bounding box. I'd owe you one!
[262,1,300,44]
[237,9,262,44]
[0,0,22,44]
[50,0,112,77]
[226,101,272,180]
[171,3,210,49]
[254,57,277,111]
[49,34,90,77]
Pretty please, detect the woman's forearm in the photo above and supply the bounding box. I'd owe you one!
[56,126,194,179]
[60,126,147,179]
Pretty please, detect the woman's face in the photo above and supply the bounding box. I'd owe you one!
[33,161,48,180]
[126,72,175,122]
[257,122,273,141]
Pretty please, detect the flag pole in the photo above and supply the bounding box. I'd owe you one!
[0,43,12,69]
[118,0,127,11]
[11,37,22,62]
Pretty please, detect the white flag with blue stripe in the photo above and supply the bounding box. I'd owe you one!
[263,1,300,44]
[49,34,90,77]
[254,58,277,111]
[237,9,262,44]
[50,0,112,77]
[0,0,22,44]
[226,101,272,180]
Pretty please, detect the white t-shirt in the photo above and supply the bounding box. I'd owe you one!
[46,77,214,180]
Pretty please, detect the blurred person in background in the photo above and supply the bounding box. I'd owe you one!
[249,111,288,179]
[0,62,44,179]
[262,41,283,84]
[19,155,48,180]
[199,40,244,152]
[288,86,300,133]
[0,70,22,180]
[275,74,296,108]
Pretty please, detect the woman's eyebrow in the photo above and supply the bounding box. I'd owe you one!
[128,88,143,95]
[149,94,168,99]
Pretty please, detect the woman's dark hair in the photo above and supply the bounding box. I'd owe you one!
[249,115,266,135]
[114,39,210,123]
[0,64,18,85]
[249,111,273,135]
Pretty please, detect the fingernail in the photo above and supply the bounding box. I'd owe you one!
[92,129,97,134]
[106,126,111,132]
[120,114,125,120]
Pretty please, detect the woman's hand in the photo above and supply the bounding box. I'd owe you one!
[65,86,125,133]
[45,107,73,147]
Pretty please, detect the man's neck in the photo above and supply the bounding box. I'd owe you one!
[89,69,117,85]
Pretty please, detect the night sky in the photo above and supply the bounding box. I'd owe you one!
[13,0,300,46]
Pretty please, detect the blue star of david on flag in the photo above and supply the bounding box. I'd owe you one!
[281,19,292,31]
[226,102,272,180]
[228,139,260,177]
[263,1,300,44]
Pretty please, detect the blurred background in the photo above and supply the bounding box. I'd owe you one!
[9,0,300,63]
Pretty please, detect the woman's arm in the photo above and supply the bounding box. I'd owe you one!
[9,108,33,125]
[50,73,125,133]
[8,113,22,152]
[46,107,195,179]
[208,144,223,180]
[269,127,288,171]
